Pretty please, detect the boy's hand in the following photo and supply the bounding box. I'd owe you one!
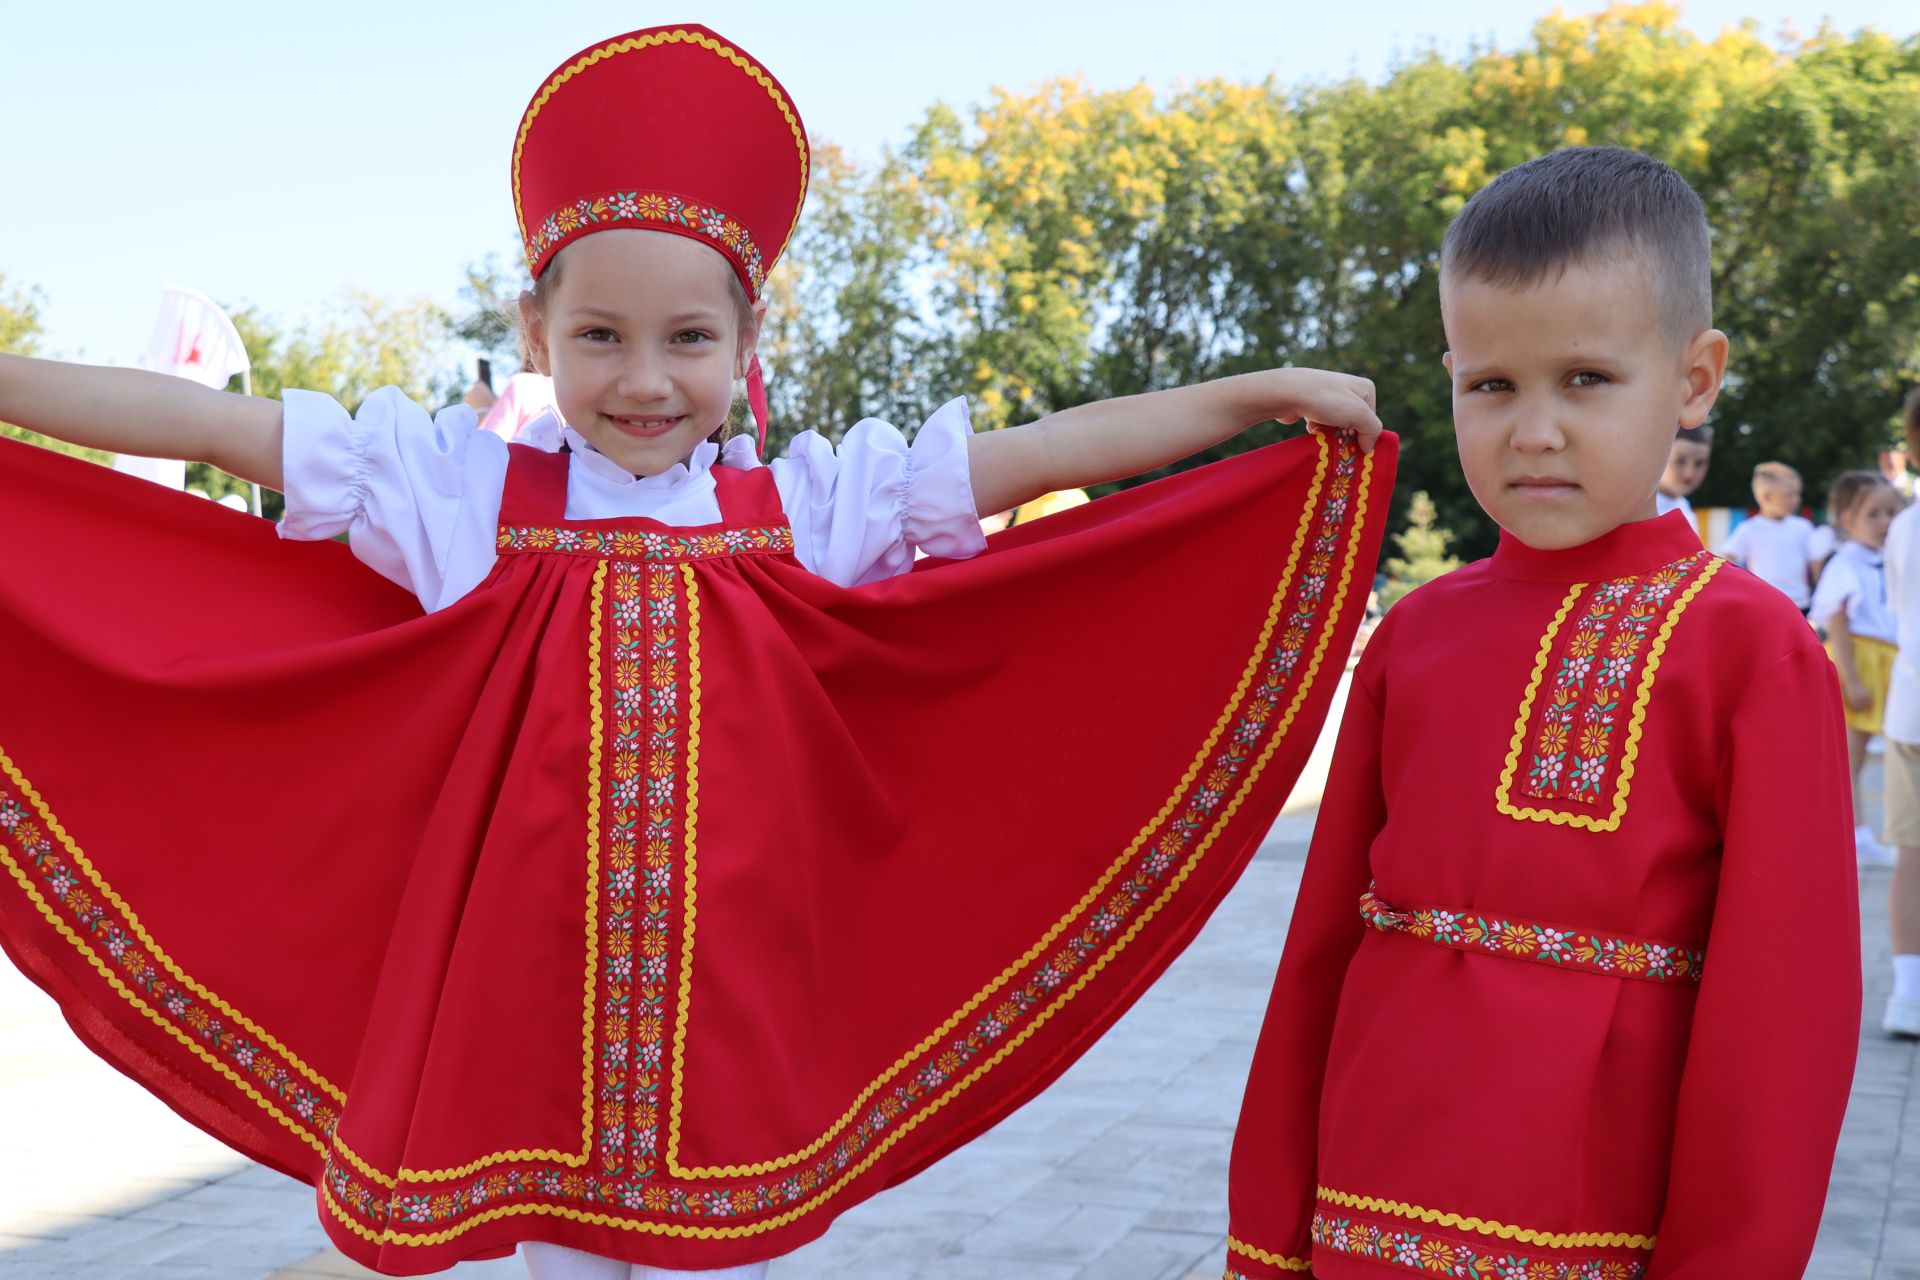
[1845,678,1872,712]
[1262,368,1383,454]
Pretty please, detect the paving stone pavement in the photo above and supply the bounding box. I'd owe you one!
[0,769,1911,1279]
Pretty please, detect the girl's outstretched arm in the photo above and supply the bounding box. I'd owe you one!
[966,367,1380,518]
[0,353,283,489]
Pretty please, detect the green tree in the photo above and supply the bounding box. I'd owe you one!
[1379,491,1464,607]
[760,143,933,452]
[451,252,530,372]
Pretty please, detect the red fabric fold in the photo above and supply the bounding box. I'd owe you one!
[0,429,1394,1272]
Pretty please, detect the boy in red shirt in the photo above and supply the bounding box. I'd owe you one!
[1223,147,1859,1279]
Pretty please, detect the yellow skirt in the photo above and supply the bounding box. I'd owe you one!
[1830,633,1897,734]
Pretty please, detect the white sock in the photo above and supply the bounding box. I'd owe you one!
[1895,955,1920,1003]
[1859,823,1882,844]
[522,1244,772,1280]
[522,1243,630,1280]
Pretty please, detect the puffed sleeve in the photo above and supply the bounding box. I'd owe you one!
[768,397,987,588]
[277,386,508,607]
[1646,643,1859,1277]
[1223,626,1390,1278]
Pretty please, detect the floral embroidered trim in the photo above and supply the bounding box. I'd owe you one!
[321,434,1379,1244]
[496,524,793,563]
[1226,1232,1313,1272]
[1496,553,1722,832]
[527,191,768,294]
[1312,1211,1649,1278]
[1359,884,1703,983]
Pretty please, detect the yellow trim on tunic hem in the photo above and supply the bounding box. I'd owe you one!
[1316,1187,1656,1250]
[1227,1233,1313,1270]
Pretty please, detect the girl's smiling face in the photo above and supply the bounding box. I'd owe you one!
[522,229,760,477]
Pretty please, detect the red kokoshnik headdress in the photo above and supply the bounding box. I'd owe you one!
[512,25,810,448]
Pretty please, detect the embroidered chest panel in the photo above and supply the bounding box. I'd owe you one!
[1495,552,1721,833]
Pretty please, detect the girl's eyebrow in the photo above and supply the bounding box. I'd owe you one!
[567,305,726,324]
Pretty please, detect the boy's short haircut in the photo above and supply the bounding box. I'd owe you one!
[1440,146,1712,340]
[1675,425,1714,447]
[1753,461,1801,488]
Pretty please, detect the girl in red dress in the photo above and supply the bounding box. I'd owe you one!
[0,24,1396,1280]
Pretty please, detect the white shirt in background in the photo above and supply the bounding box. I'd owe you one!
[1811,540,1896,643]
[1717,513,1816,609]
[1655,492,1694,522]
[1884,507,1920,743]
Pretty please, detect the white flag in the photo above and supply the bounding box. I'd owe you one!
[142,287,250,389]
[116,288,252,490]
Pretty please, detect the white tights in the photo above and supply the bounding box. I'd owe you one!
[521,1241,771,1280]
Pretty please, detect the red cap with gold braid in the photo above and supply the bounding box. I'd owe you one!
[512,25,809,447]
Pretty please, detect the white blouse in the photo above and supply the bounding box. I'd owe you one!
[1810,540,1896,643]
[277,388,987,612]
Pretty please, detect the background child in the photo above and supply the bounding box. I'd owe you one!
[1880,388,1920,1035]
[0,25,1393,1280]
[1224,146,1857,1280]
[1655,422,1711,523]
[1812,470,1902,865]
[1716,460,1816,610]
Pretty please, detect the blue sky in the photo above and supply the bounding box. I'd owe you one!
[6,1,1915,366]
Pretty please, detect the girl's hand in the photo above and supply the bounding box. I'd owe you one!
[1260,368,1383,454]
[1845,678,1872,712]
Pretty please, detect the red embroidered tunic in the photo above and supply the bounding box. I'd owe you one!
[0,429,1393,1275]
[1224,512,1860,1280]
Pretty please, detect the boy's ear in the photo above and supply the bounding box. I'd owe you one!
[518,294,551,376]
[1678,328,1730,429]
[1441,351,1455,379]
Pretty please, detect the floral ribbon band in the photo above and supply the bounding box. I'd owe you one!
[1359,884,1703,984]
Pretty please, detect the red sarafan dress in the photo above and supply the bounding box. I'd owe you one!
[0,427,1394,1274]
[1223,512,1860,1280]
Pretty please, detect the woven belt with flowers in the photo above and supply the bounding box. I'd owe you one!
[1358,884,1703,984]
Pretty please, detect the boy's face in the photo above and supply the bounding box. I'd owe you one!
[1442,253,1728,551]
[1754,478,1802,519]
[1660,439,1711,498]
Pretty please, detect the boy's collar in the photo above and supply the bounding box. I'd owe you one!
[1489,510,1705,583]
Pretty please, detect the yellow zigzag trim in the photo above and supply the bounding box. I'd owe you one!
[511,29,810,272]
[1495,558,1722,833]
[665,434,1336,1179]
[1317,1187,1656,1250]
[326,446,1375,1245]
[1226,1233,1313,1270]
[0,748,347,1105]
[668,565,703,1171]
